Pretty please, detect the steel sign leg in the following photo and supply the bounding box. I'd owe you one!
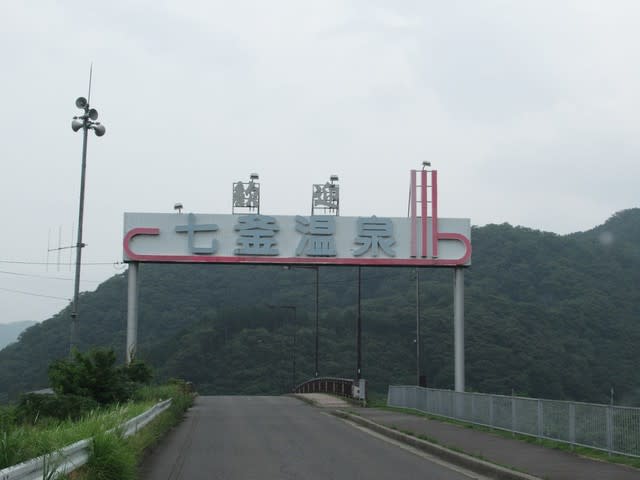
[356,266,362,380]
[315,266,319,377]
[416,267,421,386]
[454,267,465,392]
[126,262,139,364]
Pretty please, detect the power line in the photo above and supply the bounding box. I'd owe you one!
[0,287,70,301]
[0,263,412,295]
[0,266,412,307]
[211,269,415,290]
[0,259,123,266]
[0,270,101,283]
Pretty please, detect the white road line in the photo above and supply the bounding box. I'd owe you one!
[325,413,494,480]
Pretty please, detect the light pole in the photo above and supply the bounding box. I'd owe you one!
[267,305,297,390]
[283,265,319,377]
[69,96,106,354]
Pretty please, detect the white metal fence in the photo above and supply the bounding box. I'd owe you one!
[387,386,640,458]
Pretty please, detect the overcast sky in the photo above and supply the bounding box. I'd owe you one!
[1,1,639,325]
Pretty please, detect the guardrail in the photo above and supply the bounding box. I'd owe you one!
[294,377,354,398]
[0,398,172,480]
[388,385,640,458]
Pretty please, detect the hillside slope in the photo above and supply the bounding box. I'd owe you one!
[0,321,37,350]
[0,209,638,405]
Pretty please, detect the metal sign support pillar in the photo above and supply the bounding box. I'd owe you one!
[416,267,421,386]
[126,262,139,364]
[454,267,465,392]
[314,266,319,377]
[356,266,362,380]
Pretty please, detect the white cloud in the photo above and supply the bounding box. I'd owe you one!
[1,0,639,323]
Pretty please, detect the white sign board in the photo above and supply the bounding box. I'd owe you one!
[123,212,471,267]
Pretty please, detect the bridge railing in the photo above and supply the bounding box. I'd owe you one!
[388,385,640,458]
[294,377,354,398]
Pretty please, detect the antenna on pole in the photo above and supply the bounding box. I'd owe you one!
[87,63,93,104]
[69,224,74,271]
[46,225,77,272]
[57,226,62,271]
[46,228,51,272]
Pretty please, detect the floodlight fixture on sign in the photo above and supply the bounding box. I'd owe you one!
[422,161,431,170]
[312,175,340,216]
[174,203,183,214]
[232,173,261,214]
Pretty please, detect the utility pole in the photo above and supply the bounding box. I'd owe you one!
[69,90,106,354]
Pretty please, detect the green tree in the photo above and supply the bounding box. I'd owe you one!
[123,359,153,384]
[48,348,129,405]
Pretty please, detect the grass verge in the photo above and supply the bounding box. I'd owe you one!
[0,400,155,470]
[69,382,194,480]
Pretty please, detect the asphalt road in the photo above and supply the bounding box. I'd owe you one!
[139,396,487,480]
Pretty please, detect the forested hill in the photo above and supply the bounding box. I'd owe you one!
[1,209,638,405]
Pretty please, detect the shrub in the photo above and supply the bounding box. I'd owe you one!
[48,348,153,406]
[123,360,153,384]
[167,377,195,394]
[15,393,99,423]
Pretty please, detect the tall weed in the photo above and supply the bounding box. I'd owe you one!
[0,384,192,478]
[85,431,136,480]
[0,401,152,469]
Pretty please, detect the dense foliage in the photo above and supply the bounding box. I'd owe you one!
[0,384,192,473]
[49,348,152,405]
[0,209,638,405]
[0,401,155,470]
[15,393,99,423]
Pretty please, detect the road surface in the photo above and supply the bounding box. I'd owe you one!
[140,396,488,480]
